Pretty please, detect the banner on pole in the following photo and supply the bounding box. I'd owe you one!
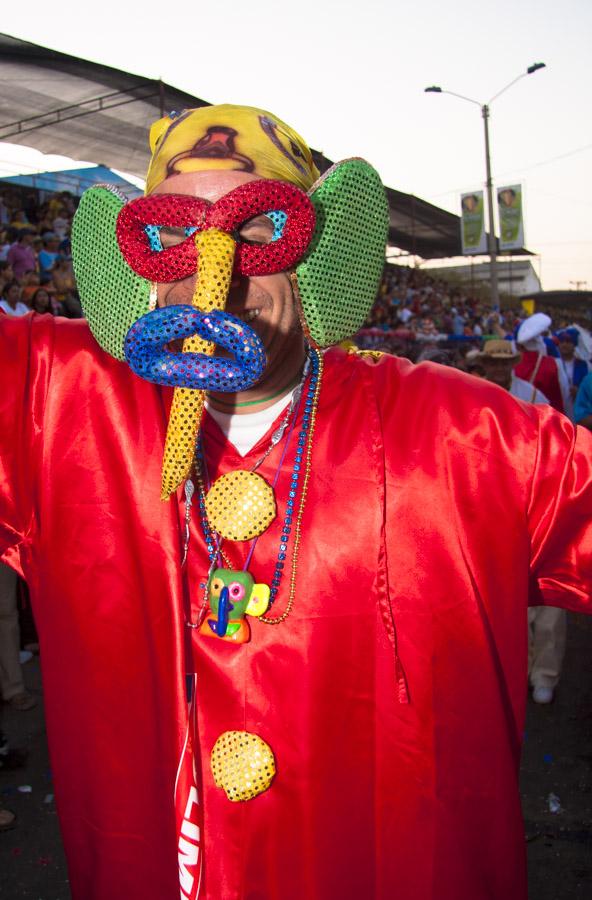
[497,184,524,251]
[460,191,487,255]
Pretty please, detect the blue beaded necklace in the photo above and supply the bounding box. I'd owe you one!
[194,348,318,606]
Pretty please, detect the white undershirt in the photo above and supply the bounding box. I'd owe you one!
[206,391,294,456]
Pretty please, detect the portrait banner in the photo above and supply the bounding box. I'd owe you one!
[460,191,486,255]
[498,184,524,251]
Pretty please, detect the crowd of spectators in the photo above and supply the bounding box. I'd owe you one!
[354,263,592,429]
[0,189,82,319]
[357,263,539,370]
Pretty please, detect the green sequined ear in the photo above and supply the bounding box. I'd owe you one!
[295,159,389,347]
[71,186,151,361]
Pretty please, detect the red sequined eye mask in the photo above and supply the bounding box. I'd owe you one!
[116,179,316,282]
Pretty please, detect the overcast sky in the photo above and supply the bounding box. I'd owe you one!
[2,0,591,291]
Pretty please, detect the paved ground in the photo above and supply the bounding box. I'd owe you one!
[1,612,591,899]
[522,612,592,898]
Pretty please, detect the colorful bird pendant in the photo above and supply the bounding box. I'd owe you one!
[199,568,270,644]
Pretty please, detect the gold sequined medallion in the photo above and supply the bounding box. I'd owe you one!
[205,470,276,541]
[211,731,276,802]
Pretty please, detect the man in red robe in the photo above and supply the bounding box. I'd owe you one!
[514,312,570,412]
[1,106,591,900]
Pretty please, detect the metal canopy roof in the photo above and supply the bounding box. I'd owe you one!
[0,33,530,260]
[386,187,464,258]
[0,33,207,177]
[0,164,143,198]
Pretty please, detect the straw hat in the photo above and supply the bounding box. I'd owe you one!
[477,339,520,361]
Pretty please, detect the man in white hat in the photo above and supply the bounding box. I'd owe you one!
[477,339,549,403]
[514,312,569,413]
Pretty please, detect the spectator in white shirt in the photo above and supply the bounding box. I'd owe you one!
[0,282,30,317]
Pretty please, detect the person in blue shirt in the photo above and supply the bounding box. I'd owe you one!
[574,370,592,429]
[556,328,590,420]
[37,232,61,277]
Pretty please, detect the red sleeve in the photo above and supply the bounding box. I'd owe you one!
[355,349,592,616]
[0,314,52,576]
[528,406,592,612]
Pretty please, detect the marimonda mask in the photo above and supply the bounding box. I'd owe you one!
[71,106,389,499]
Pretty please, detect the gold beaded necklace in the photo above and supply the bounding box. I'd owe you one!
[186,348,323,634]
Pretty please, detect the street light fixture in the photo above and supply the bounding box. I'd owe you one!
[424,63,546,306]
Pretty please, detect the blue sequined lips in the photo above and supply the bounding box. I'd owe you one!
[124,305,266,391]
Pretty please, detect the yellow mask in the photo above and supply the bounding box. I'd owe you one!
[146,104,319,195]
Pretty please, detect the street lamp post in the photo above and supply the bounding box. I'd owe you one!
[481,103,498,304]
[425,63,545,307]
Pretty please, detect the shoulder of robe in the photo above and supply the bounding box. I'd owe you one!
[50,316,102,358]
[1,314,127,382]
[1,312,93,349]
[339,346,548,445]
[40,315,126,376]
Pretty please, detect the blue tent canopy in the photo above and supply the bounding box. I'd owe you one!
[0,164,142,199]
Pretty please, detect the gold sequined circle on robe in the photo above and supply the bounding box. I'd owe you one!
[205,470,276,541]
[211,731,276,802]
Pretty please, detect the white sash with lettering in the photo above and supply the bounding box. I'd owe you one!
[175,676,203,900]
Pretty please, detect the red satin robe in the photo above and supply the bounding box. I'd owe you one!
[1,315,591,900]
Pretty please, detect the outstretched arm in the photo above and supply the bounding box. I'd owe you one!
[528,405,592,613]
[0,315,42,577]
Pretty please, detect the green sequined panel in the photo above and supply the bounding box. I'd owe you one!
[71,186,151,360]
[296,159,389,347]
